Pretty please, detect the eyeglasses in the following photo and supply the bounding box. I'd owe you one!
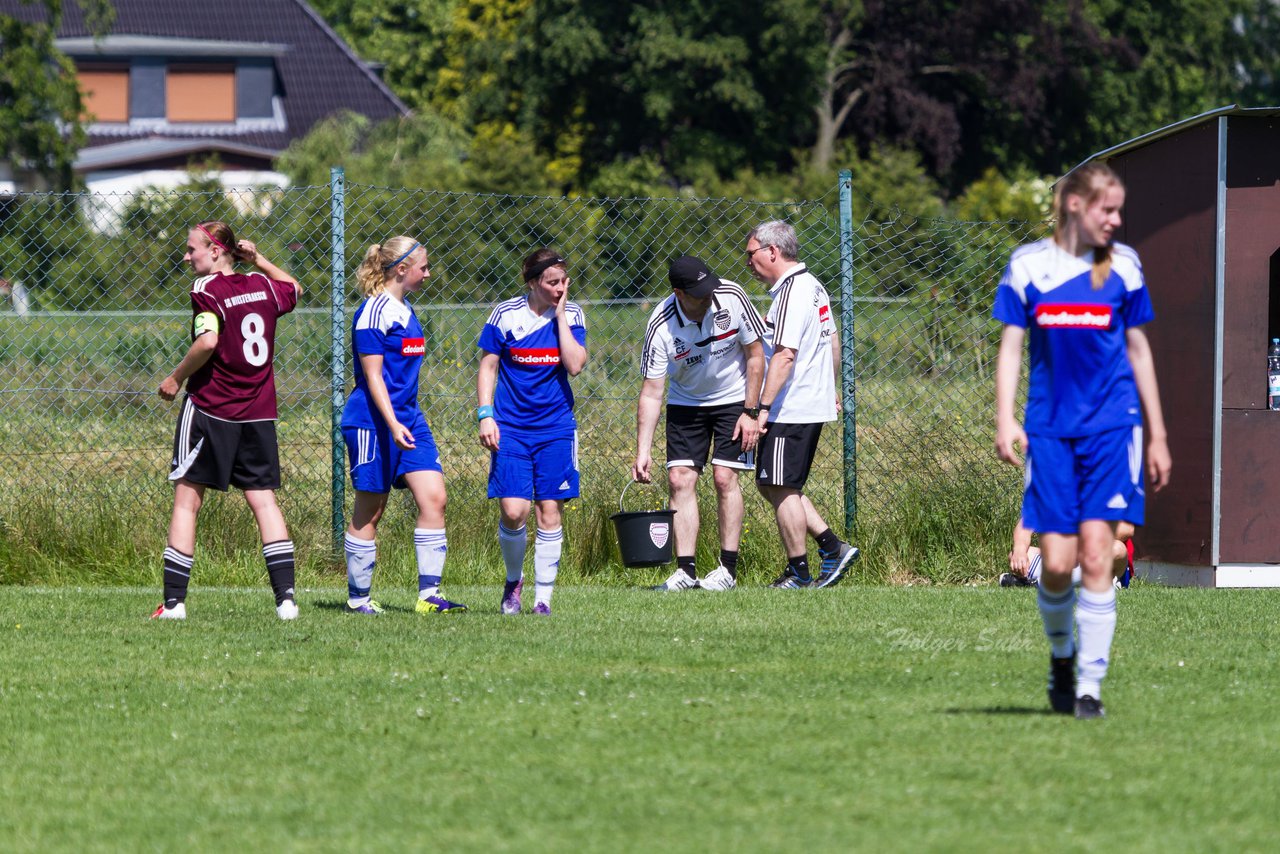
[745,245,772,262]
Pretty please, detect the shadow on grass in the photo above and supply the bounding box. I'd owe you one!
[942,706,1060,716]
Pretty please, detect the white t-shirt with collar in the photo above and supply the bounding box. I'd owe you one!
[641,281,766,407]
[763,262,837,424]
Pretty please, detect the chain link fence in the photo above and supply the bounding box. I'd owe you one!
[0,171,1042,582]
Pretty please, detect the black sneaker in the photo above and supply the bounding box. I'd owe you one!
[1074,694,1106,720]
[999,572,1034,587]
[769,568,813,589]
[1047,653,1076,713]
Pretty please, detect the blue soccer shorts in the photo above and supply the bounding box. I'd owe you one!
[1022,424,1145,535]
[344,410,442,494]
[488,429,579,501]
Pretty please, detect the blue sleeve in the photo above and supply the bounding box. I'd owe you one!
[478,323,503,355]
[992,284,1027,327]
[572,325,586,347]
[354,326,385,356]
[1122,285,1155,329]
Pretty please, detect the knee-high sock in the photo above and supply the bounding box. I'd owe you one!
[1037,581,1076,659]
[1075,586,1117,698]
[534,526,562,607]
[262,539,296,606]
[499,523,527,584]
[162,546,193,606]
[345,533,376,603]
[415,527,447,597]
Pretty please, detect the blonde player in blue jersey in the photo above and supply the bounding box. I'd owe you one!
[340,236,466,616]
[477,248,588,616]
[994,161,1171,719]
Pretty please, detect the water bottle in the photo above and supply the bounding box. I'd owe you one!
[1269,338,1280,411]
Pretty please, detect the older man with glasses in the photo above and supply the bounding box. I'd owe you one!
[744,220,859,588]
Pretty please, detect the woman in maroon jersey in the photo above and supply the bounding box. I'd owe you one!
[151,221,302,621]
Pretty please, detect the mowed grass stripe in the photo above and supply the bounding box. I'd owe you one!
[1,587,1277,852]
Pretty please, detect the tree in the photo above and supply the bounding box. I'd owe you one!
[0,0,114,190]
[307,0,457,112]
[806,0,1129,185]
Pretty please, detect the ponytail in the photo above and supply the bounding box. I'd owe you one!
[355,235,421,297]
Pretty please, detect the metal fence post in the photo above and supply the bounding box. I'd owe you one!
[837,169,857,536]
[329,166,346,555]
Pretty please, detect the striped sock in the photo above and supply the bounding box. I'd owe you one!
[534,526,562,607]
[262,539,296,606]
[1075,586,1117,698]
[415,527,447,598]
[345,533,376,604]
[1037,580,1076,658]
[499,523,527,584]
[162,546,193,606]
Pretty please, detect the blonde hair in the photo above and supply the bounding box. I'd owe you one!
[355,236,422,297]
[1054,161,1121,289]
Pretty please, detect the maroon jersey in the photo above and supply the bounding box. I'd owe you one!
[185,271,298,421]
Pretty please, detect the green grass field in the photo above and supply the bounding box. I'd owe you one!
[2,584,1276,851]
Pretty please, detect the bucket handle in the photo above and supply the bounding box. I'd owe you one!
[619,478,668,514]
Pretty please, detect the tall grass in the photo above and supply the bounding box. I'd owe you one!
[0,306,1016,589]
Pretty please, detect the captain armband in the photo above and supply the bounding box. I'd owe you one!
[193,311,220,338]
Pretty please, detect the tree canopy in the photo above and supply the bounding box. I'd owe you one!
[0,0,114,190]
[304,0,1280,199]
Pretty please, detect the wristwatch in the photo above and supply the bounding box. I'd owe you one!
[743,406,761,418]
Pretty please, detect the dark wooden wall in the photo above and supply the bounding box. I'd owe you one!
[1111,121,1219,566]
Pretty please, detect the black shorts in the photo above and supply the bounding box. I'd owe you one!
[755,422,823,490]
[666,403,754,473]
[170,396,281,491]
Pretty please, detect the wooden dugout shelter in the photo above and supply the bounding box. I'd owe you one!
[1077,105,1280,586]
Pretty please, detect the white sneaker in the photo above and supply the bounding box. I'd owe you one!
[151,602,186,620]
[649,569,699,591]
[700,566,737,591]
[276,599,299,620]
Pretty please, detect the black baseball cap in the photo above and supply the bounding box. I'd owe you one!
[668,255,720,299]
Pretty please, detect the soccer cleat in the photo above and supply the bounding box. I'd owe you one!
[1047,653,1076,714]
[1074,694,1106,720]
[416,594,467,614]
[532,602,551,616]
[815,542,859,588]
[700,566,737,591]
[345,599,384,615]
[650,569,699,592]
[501,580,523,615]
[151,602,186,620]
[769,568,813,589]
[276,599,299,620]
[1120,539,1135,588]
[999,572,1034,587]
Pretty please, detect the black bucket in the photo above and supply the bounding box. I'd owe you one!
[610,480,676,568]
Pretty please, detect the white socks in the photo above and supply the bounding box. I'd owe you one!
[1075,586,1117,698]
[534,526,562,607]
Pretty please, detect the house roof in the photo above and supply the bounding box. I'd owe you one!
[1,0,409,157]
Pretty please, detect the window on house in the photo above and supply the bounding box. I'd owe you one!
[78,66,130,123]
[166,65,236,123]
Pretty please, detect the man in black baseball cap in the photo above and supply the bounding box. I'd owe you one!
[668,255,721,300]
[632,254,768,592]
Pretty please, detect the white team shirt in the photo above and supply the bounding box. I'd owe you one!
[641,281,766,407]
[763,263,838,423]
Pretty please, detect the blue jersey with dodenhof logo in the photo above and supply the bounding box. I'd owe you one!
[478,296,586,436]
[342,292,426,429]
[992,238,1154,437]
